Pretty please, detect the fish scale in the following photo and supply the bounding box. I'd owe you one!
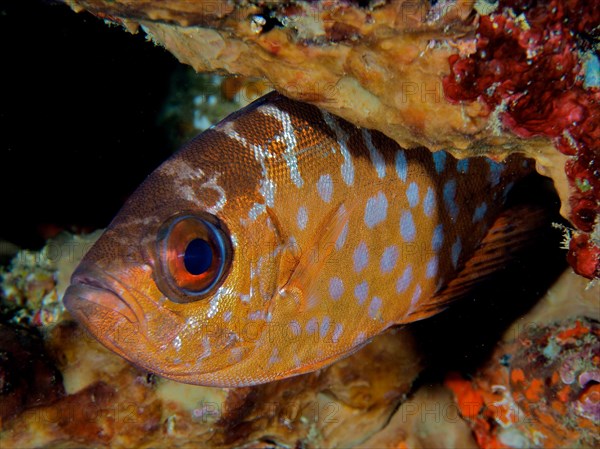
[64,92,533,386]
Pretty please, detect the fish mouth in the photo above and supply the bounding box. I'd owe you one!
[63,264,138,325]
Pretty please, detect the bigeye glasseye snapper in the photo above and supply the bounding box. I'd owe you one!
[64,92,534,387]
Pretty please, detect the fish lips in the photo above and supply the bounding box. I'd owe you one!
[63,267,138,326]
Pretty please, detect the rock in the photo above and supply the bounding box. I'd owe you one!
[445,269,600,448]
[0,323,65,424]
[0,322,423,448]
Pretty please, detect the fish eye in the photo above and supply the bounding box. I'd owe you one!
[156,214,232,302]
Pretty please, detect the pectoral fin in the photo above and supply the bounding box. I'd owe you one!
[281,203,351,311]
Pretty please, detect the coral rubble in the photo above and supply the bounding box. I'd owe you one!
[1,319,424,448]
[446,269,600,448]
[1,232,102,328]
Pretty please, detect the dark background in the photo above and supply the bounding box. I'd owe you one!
[0,0,179,249]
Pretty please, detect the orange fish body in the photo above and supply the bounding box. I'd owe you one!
[64,93,531,386]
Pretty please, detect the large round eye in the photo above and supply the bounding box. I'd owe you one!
[156,215,232,301]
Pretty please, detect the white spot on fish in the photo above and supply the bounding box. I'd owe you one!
[289,320,301,337]
[329,277,344,300]
[443,179,459,222]
[457,158,469,173]
[202,173,228,214]
[353,241,369,273]
[220,121,276,212]
[336,220,349,250]
[423,186,435,217]
[223,310,232,322]
[206,287,225,318]
[322,111,354,185]
[259,177,276,208]
[261,105,303,188]
[320,316,330,338]
[452,237,462,268]
[395,150,407,182]
[473,202,488,223]
[306,317,318,335]
[332,323,344,343]
[297,206,308,230]
[369,297,382,319]
[362,129,386,178]
[354,281,369,305]
[353,332,367,346]
[158,158,204,181]
[173,335,182,352]
[364,191,388,228]
[426,256,438,279]
[158,159,227,214]
[248,202,266,221]
[268,347,280,366]
[248,310,265,321]
[202,336,211,357]
[340,152,355,186]
[410,284,422,308]
[229,347,244,363]
[406,182,419,208]
[284,159,303,188]
[400,210,416,242]
[487,159,503,187]
[396,265,413,293]
[185,316,200,330]
[380,245,399,273]
[433,151,446,174]
[317,174,334,203]
[432,224,444,252]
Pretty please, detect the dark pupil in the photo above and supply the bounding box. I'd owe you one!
[183,238,213,275]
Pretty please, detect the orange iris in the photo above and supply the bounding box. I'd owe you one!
[157,215,231,301]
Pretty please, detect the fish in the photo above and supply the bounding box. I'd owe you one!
[63,92,536,387]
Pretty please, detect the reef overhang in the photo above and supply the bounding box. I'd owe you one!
[61,0,600,280]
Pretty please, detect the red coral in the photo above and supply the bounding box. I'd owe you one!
[448,317,600,448]
[443,0,600,279]
[567,233,600,279]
